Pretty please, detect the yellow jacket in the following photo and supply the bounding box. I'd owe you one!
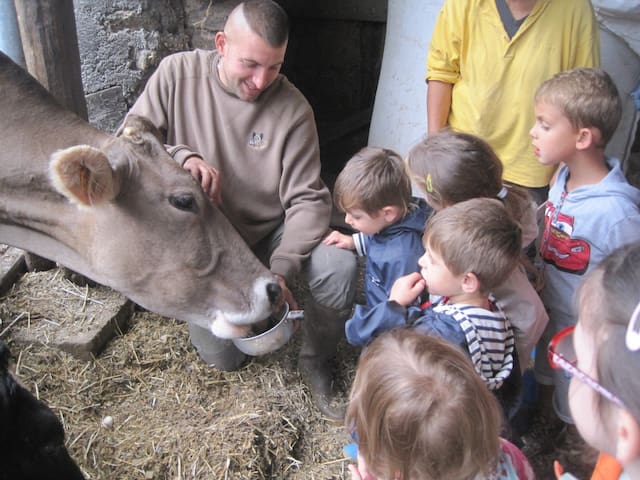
[426,0,600,187]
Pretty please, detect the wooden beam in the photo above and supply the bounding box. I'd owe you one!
[13,0,88,119]
[13,0,88,272]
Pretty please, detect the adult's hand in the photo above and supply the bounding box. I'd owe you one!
[389,272,426,307]
[274,274,299,311]
[183,155,222,205]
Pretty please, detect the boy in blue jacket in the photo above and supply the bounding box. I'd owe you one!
[323,146,430,347]
[360,198,523,418]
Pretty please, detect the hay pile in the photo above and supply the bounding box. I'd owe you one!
[0,268,596,479]
[0,269,358,479]
[0,270,128,355]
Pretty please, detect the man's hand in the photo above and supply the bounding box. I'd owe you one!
[183,155,222,205]
[322,230,355,250]
[389,272,426,307]
[274,274,299,311]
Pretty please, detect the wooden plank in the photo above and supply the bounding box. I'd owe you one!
[14,0,88,119]
[13,0,88,272]
[0,246,26,296]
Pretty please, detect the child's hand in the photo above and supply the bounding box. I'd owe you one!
[323,230,355,250]
[389,272,426,307]
[348,453,377,480]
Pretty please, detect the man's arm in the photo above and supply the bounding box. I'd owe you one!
[424,0,461,134]
[426,80,453,134]
[122,55,221,204]
[269,104,332,281]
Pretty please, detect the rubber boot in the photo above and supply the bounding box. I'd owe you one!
[297,297,351,422]
[188,322,246,371]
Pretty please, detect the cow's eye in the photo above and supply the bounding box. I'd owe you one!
[169,194,198,213]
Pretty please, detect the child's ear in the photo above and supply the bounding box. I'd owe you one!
[576,127,600,151]
[461,272,480,294]
[615,409,640,463]
[381,206,402,223]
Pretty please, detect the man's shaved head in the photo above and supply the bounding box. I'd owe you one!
[226,0,289,47]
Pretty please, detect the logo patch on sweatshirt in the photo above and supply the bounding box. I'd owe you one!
[248,131,267,149]
[541,204,590,275]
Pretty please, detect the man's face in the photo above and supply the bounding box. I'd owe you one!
[215,29,286,102]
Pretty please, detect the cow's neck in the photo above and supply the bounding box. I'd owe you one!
[1,163,93,271]
[0,62,110,279]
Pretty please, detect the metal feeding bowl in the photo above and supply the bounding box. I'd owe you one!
[232,303,304,356]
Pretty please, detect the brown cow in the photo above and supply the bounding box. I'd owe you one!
[0,51,280,339]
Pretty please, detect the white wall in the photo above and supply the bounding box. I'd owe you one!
[369,0,640,169]
[367,0,444,158]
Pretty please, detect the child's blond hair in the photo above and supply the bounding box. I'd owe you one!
[424,198,522,293]
[534,68,622,148]
[333,146,412,216]
[406,130,532,220]
[346,328,503,480]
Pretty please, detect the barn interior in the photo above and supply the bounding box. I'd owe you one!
[2,0,638,183]
[1,1,640,479]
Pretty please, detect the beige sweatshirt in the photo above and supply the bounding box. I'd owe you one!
[127,49,331,280]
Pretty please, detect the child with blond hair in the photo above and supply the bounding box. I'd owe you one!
[530,68,640,430]
[345,328,535,480]
[323,146,430,347]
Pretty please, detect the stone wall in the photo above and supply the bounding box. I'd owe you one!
[75,0,202,134]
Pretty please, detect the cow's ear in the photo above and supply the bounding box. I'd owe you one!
[49,145,120,207]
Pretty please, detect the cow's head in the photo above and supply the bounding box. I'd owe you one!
[47,115,280,338]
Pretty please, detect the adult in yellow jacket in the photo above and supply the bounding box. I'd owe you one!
[426,0,599,201]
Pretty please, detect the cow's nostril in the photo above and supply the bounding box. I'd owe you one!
[266,282,281,305]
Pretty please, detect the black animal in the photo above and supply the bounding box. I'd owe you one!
[0,340,85,480]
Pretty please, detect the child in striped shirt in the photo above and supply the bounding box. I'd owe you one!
[364,198,523,419]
